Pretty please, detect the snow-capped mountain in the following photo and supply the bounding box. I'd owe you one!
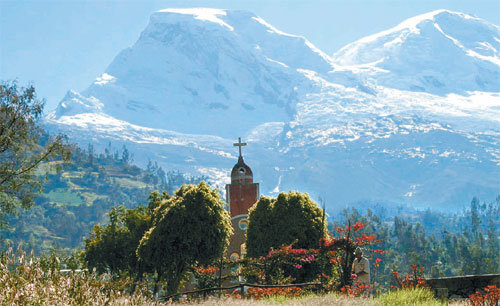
[45,9,500,210]
[53,8,332,137]
[331,10,500,95]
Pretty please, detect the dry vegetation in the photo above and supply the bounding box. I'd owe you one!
[0,246,156,305]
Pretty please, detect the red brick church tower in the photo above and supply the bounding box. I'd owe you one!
[226,138,259,261]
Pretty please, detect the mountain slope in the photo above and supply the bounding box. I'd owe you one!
[45,9,500,210]
[1,147,203,253]
[53,8,332,137]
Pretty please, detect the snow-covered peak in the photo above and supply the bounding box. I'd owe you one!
[144,8,334,73]
[332,10,500,94]
[55,8,336,137]
[153,8,234,31]
[335,10,499,62]
[53,90,104,118]
[93,73,117,85]
[354,10,483,44]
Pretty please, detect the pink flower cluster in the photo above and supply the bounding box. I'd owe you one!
[300,255,315,263]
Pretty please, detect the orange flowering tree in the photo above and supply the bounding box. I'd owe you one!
[320,221,384,290]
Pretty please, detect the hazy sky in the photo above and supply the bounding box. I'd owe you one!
[1,0,499,111]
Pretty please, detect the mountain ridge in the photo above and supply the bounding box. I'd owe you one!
[45,8,500,210]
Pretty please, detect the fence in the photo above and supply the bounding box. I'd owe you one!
[161,281,322,301]
[425,274,500,298]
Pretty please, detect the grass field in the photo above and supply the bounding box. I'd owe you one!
[114,177,151,188]
[45,189,83,206]
[33,161,65,175]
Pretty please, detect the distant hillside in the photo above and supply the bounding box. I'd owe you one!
[0,142,205,254]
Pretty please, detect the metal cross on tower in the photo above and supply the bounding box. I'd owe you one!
[233,137,247,158]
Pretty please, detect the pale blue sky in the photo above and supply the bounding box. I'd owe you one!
[1,0,499,111]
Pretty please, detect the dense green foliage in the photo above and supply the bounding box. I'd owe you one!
[83,191,169,277]
[82,183,232,295]
[0,142,205,254]
[334,196,500,286]
[0,82,69,226]
[83,204,152,276]
[137,182,233,295]
[246,191,327,258]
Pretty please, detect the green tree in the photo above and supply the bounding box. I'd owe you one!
[83,205,151,276]
[486,218,499,272]
[136,182,232,295]
[470,197,481,234]
[246,191,327,258]
[121,145,130,164]
[0,82,69,226]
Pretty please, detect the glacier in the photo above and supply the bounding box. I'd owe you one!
[45,8,500,210]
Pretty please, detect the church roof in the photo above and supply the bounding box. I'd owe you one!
[231,156,253,184]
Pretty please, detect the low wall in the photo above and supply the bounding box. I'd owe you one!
[425,274,500,298]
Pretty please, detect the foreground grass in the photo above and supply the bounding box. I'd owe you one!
[377,288,447,305]
[187,289,467,305]
[194,294,376,305]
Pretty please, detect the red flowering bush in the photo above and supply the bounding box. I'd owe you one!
[192,265,219,290]
[241,244,326,285]
[391,264,427,289]
[340,282,371,297]
[469,285,500,306]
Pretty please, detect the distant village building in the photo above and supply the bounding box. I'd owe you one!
[226,137,259,261]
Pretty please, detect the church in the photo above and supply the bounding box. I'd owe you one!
[225,137,259,261]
